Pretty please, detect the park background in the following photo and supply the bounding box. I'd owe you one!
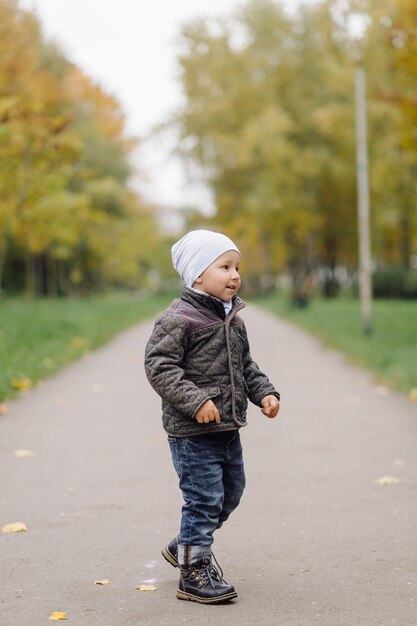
[0,0,416,404]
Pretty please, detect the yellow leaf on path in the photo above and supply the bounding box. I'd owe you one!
[374,475,401,486]
[0,403,8,415]
[15,449,34,458]
[10,377,32,391]
[49,612,69,621]
[1,522,28,533]
[135,585,157,592]
[94,579,111,585]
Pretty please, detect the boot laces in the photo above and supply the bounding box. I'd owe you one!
[210,552,225,582]
[193,554,225,589]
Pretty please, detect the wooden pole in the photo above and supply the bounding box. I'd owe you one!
[355,67,372,334]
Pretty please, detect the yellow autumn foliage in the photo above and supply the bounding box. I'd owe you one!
[0,0,160,297]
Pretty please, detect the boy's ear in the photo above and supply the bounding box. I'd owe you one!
[194,275,202,284]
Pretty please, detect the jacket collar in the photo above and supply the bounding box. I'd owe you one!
[180,286,245,320]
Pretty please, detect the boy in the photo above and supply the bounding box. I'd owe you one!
[144,230,280,604]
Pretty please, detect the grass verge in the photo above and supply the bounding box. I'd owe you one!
[253,293,417,397]
[0,291,173,402]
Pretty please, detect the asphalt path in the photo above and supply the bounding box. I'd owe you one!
[1,303,417,626]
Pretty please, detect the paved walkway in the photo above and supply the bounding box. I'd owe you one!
[1,304,416,626]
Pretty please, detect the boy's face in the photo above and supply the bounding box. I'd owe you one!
[193,250,241,301]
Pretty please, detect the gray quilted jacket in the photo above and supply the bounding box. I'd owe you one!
[144,287,280,437]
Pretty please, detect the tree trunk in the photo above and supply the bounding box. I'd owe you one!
[0,241,6,298]
[25,251,36,299]
[400,208,411,268]
[46,255,58,296]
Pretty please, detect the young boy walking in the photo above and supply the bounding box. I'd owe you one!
[144,230,280,604]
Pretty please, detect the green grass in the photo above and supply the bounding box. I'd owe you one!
[253,294,417,395]
[0,291,173,402]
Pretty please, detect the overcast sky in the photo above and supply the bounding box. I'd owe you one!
[20,0,314,210]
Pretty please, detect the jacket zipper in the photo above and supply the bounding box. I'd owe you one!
[224,299,247,427]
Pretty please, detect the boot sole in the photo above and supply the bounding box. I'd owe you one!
[176,589,238,604]
[161,546,179,568]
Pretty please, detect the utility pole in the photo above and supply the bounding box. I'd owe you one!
[355,66,372,334]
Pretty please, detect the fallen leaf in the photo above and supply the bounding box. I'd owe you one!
[393,459,406,467]
[49,612,69,621]
[135,585,157,592]
[15,449,34,458]
[94,580,111,585]
[1,522,28,533]
[10,377,32,391]
[409,388,417,403]
[375,385,389,396]
[0,403,8,415]
[374,475,401,486]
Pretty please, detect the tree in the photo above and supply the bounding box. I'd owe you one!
[358,0,417,268]
[176,1,358,291]
[0,0,159,296]
[174,0,417,292]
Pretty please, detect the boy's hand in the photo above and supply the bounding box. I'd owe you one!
[195,399,221,424]
[261,395,280,418]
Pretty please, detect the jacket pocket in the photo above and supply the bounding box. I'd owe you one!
[199,384,223,416]
[199,384,221,398]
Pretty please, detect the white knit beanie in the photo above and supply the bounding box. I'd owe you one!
[171,230,240,287]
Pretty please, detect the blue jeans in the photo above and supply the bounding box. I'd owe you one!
[168,430,245,567]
